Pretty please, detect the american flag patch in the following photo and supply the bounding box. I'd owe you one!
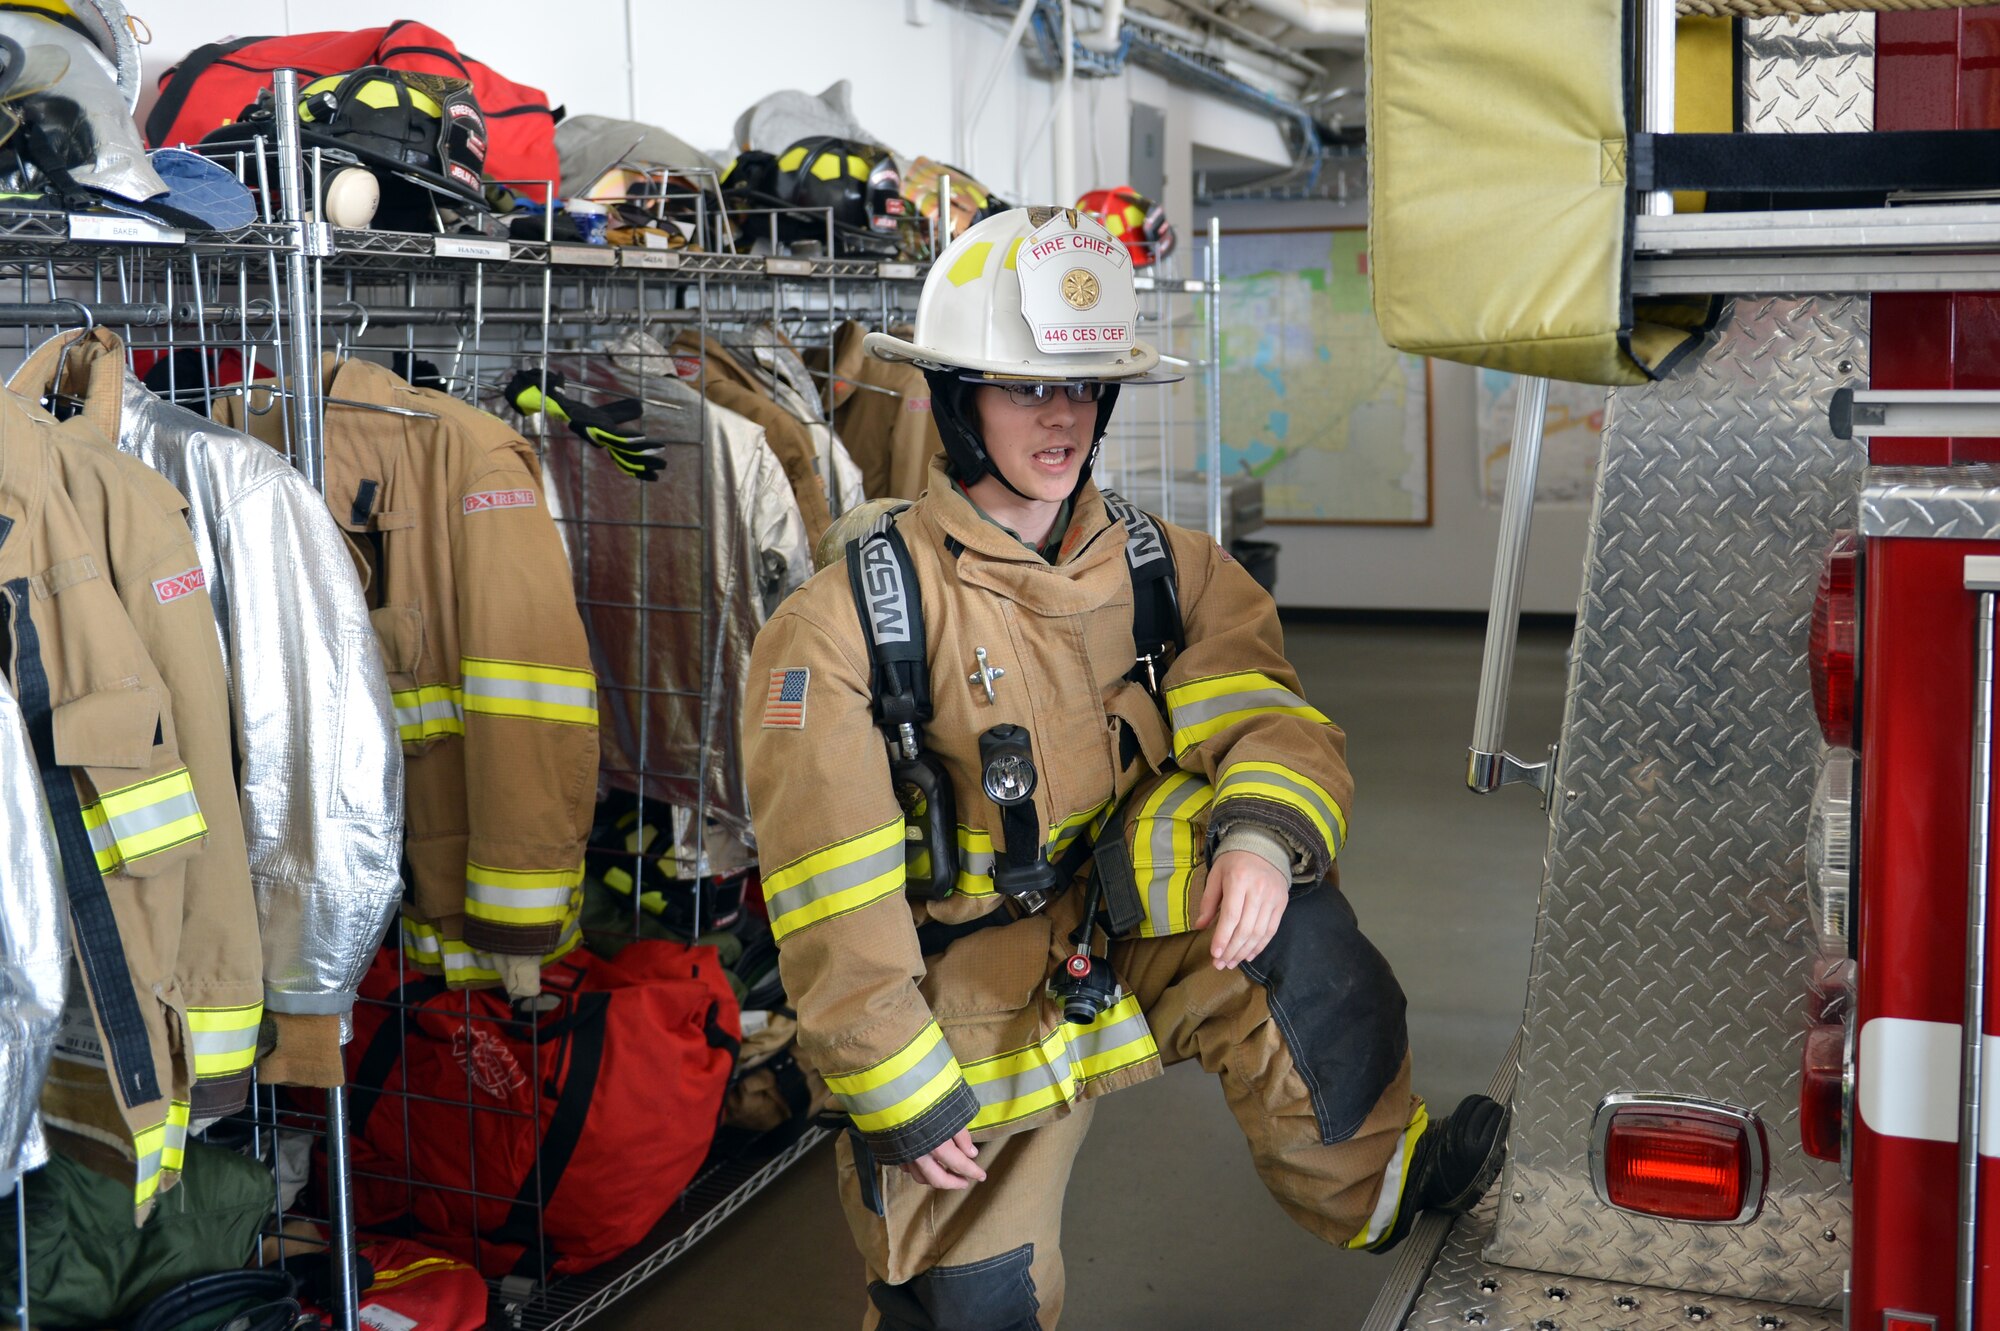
[153,566,207,604]
[463,488,537,515]
[763,667,810,729]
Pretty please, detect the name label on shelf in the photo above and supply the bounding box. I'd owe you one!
[1133,275,1156,292]
[621,248,681,270]
[878,262,920,280]
[69,214,186,246]
[764,256,816,277]
[433,236,512,261]
[550,243,617,267]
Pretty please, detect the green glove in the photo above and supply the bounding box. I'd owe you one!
[505,368,666,482]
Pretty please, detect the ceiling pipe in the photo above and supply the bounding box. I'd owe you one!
[1053,0,1078,201]
[1234,0,1365,41]
[1079,0,1125,52]
[961,0,1042,171]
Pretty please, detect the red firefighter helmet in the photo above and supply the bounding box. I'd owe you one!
[1075,185,1176,269]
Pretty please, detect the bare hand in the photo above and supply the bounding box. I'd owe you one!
[898,1128,986,1190]
[1195,848,1290,971]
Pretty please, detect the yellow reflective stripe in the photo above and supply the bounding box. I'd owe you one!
[131,1100,192,1209]
[763,818,906,939]
[391,684,465,742]
[82,767,207,871]
[824,1022,967,1134]
[954,802,1112,897]
[1348,1100,1430,1249]
[187,1002,263,1078]
[80,802,118,872]
[956,825,996,896]
[963,994,1157,1131]
[1131,772,1214,937]
[464,861,585,925]
[400,913,583,985]
[1165,670,1331,754]
[460,657,598,728]
[777,146,808,173]
[1215,761,1348,856]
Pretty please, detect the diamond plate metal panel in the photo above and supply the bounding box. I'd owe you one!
[1479,16,1870,1307]
[1860,466,2000,538]
[1742,12,1873,135]
[1412,1193,1840,1331]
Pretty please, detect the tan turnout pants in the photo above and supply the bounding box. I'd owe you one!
[837,921,1421,1331]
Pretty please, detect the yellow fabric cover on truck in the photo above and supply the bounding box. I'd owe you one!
[1367,1,1724,386]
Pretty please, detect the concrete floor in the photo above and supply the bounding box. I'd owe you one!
[606,617,1571,1331]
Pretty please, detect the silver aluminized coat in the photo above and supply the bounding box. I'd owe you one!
[0,675,67,1193]
[14,332,404,1015]
[537,331,809,847]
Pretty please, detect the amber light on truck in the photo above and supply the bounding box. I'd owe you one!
[1589,1095,1768,1225]
[1810,533,1859,747]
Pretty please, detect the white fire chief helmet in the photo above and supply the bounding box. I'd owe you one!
[864,205,1177,383]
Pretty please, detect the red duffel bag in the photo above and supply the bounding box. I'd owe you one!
[144,21,561,200]
[342,941,740,1277]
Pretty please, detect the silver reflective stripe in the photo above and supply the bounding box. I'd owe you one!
[106,790,201,842]
[970,1041,1073,1113]
[765,838,906,918]
[397,697,462,729]
[463,674,596,711]
[1145,775,1212,932]
[1172,684,1316,734]
[1219,765,1345,854]
[86,817,116,860]
[837,1034,960,1119]
[465,881,576,910]
[957,843,996,893]
[1068,1009,1154,1069]
[1353,1112,1423,1247]
[190,1027,256,1059]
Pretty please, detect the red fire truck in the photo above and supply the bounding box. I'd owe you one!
[1370,8,2000,1330]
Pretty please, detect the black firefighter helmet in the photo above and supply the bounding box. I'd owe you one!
[724,135,901,257]
[202,65,488,230]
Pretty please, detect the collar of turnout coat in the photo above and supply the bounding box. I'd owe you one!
[918,456,1121,565]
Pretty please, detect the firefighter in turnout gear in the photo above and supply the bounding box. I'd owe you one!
[743,207,1509,1329]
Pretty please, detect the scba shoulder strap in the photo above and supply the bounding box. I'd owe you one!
[845,506,929,738]
[1099,489,1183,692]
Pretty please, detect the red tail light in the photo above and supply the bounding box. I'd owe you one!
[1590,1096,1768,1224]
[1800,1022,1847,1163]
[1810,532,1859,747]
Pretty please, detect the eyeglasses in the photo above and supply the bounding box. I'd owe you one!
[994,381,1105,407]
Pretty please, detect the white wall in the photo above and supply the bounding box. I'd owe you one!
[130,0,1287,227]
[1199,197,1591,616]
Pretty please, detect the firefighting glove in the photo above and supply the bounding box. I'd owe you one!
[505,368,665,482]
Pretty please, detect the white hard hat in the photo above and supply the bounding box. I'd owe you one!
[865,205,1175,383]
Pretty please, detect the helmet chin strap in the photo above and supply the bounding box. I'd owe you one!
[923,370,1122,504]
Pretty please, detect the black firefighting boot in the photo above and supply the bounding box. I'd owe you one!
[1368,1094,1510,1255]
